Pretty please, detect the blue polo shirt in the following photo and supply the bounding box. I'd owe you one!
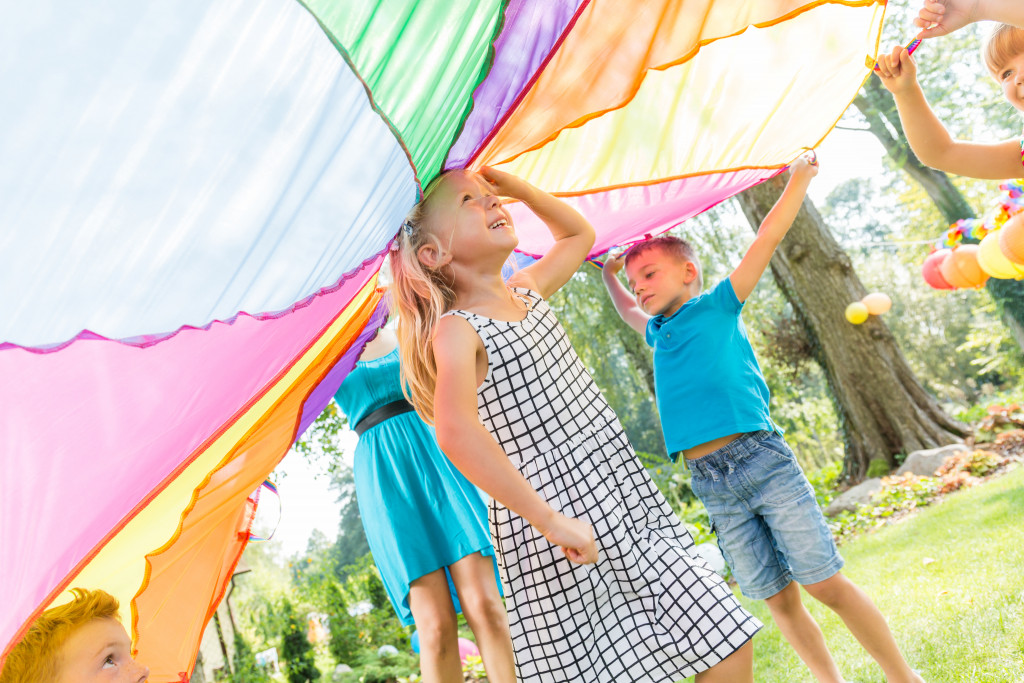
[645,278,774,455]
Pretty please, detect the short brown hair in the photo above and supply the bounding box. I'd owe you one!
[623,235,702,286]
[983,23,1024,77]
[1,589,121,683]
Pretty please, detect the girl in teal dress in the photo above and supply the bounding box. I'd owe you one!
[333,326,514,683]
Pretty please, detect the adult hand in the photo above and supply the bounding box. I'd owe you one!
[914,0,981,39]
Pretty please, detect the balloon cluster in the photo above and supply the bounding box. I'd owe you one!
[845,292,891,324]
[922,181,1024,289]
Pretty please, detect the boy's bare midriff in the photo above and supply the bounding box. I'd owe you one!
[683,432,743,460]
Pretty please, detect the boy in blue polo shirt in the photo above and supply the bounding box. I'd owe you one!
[602,156,923,683]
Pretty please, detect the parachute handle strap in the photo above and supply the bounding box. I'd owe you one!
[869,37,922,71]
[246,480,281,543]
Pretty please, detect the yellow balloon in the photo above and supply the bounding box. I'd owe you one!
[845,302,869,325]
[861,292,892,315]
[978,231,1024,279]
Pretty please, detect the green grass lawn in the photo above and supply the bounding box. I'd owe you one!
[690,466,1024,682]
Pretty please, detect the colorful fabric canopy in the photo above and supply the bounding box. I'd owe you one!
[0,1,884,679]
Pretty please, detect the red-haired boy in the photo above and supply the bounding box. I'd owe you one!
[1,589,149,683]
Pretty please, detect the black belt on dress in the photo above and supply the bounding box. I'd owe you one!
[353,399,416,436]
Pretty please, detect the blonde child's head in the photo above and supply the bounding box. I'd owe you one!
[622,235,703,317]
[388,169,516,420]
[1,588,148,683]
[983,23,1024,111]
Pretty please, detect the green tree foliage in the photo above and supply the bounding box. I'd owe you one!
[324,582,362,665]
[293,401,350,477]
[228,630,270,683]
[292,403,369,577]
[365,568,389,612]
[329,467,370,576]
[280,600,321,683]
[231,543,293,648]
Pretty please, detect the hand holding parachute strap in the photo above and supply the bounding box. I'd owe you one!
[871,38,922,71]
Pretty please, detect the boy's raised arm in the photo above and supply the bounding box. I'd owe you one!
[602,253,650,335]
[729,156,816,303]
[875,46,1023,179]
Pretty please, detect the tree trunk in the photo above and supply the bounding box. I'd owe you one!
[855,76,1024,351]
[736,174,969,480]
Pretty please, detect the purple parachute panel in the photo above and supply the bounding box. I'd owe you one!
[445,0,588,169]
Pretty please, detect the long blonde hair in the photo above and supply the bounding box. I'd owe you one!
[388,176,456,424]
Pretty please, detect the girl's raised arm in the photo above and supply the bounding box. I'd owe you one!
[480,167,595,299]
[432,315,599,565]
[876,46,1023,180]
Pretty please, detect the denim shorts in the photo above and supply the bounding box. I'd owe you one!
[688,430,843,600]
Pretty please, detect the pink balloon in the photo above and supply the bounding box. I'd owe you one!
[922,250,954,290]
[457,637,480,663]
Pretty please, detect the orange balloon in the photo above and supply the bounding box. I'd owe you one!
[1000,213,1024,265]
[939,245,989,289]
[861,292,892,315]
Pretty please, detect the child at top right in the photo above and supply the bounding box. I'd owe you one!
[602,156,924,683]
[876,0,1024,180]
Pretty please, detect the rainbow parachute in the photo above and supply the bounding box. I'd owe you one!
[1,1,884,679]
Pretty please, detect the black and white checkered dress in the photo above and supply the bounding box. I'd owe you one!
[443,288,761,682]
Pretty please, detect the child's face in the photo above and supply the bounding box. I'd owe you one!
[625,248,698,317]
[422,171,516,265]
[56,618,148,683]
[996,50,1024,112]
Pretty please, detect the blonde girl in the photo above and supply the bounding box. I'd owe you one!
[388,167,761,683]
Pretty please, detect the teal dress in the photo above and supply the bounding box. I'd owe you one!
[334,348,501,625]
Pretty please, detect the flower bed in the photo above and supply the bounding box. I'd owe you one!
[827,434,1022,543]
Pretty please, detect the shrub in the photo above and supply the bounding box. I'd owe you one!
[975,403,1024,439]
[280,600,321,683]
[334,649,419,683]
[228,631,270,683]
[806,460,843,508]
[677,502,715,546]
[640,453,696,514]
[365,570,390,613]
[827,447,1012,542]
[866,458,891,479]
[462,654,488,681]
[937,449,1007,479]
